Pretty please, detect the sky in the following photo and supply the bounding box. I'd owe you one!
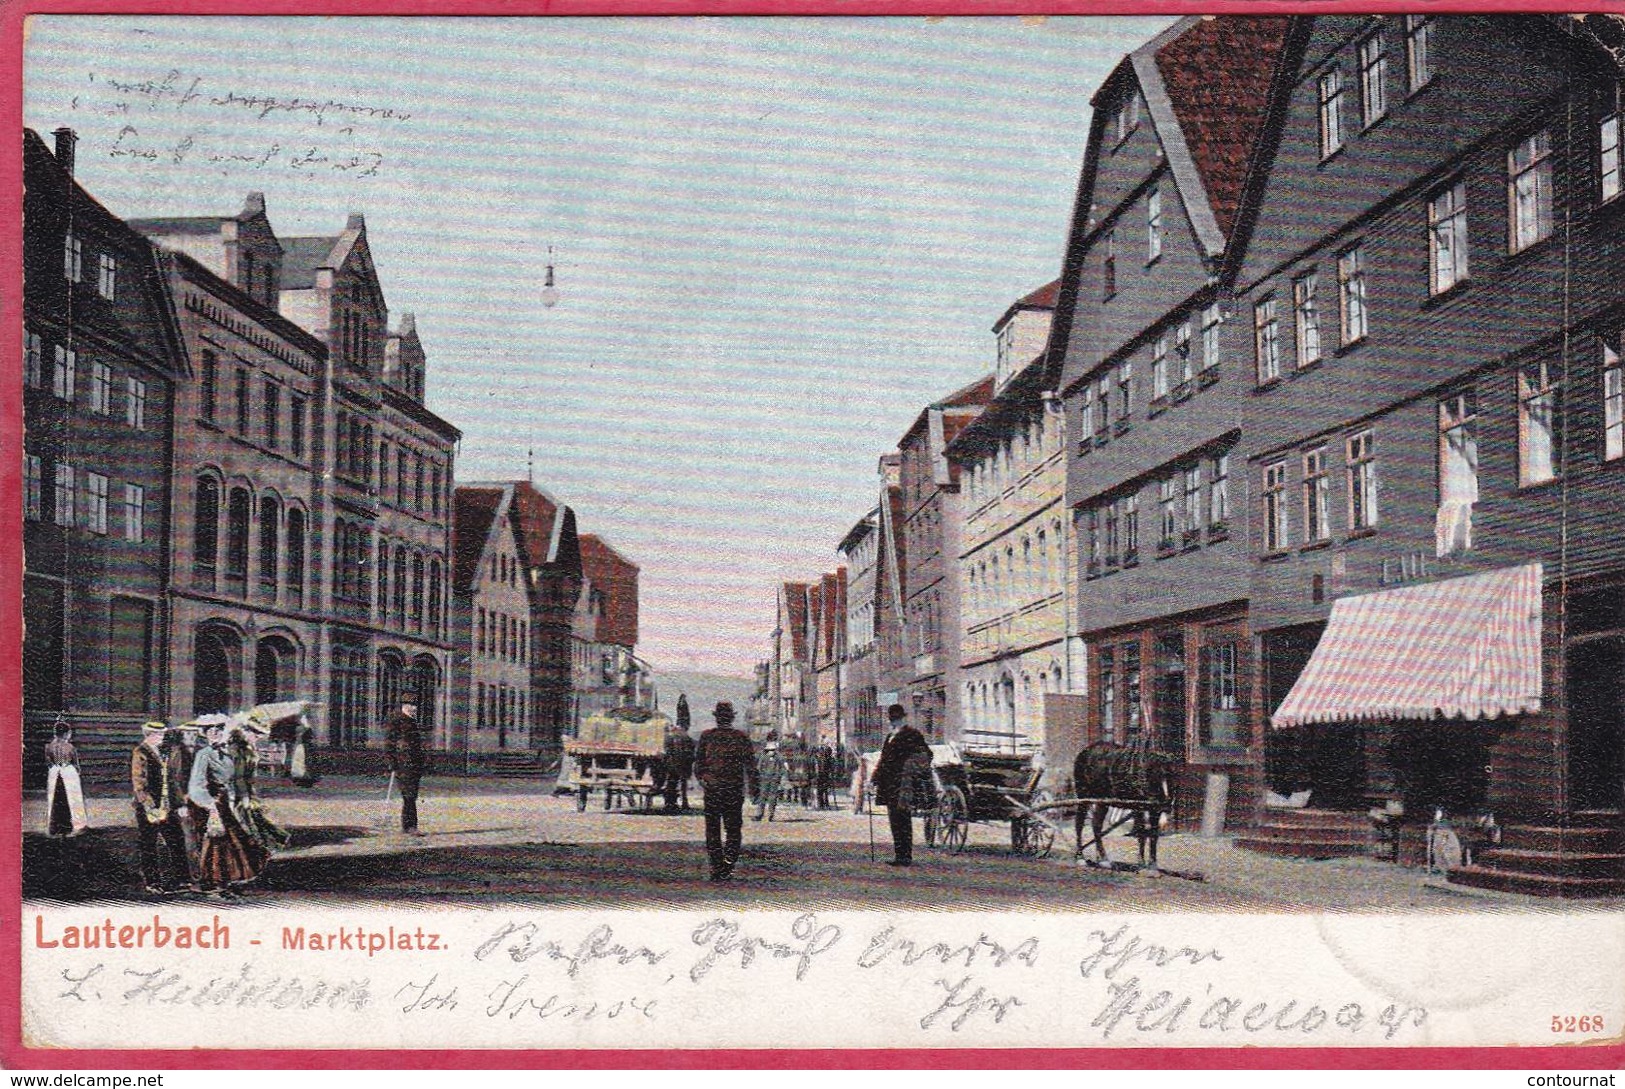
[24,15,1173,677]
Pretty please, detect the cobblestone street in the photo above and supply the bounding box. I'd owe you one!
[21,775,1612,913]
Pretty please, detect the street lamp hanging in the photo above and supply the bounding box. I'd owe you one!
[541,245,560,308]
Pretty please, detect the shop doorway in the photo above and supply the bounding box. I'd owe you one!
[1569,636,1624,812]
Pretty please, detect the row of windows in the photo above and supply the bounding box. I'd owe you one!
[475,681,528,744]
[964,515,1067,623]
[1096,633,1244,753]
[376,540,446,640]
[26,332,150,429]
[490,551,523,588]
[1259,338,1620,558]
[1318,17,1436,160]
[1079,305,1223,447]
[335,412,448,519]
[476,606,529,663]
[63,232,119,300]
[199,350,309,460]
[962,665,1065,736]
[1082,453,1231,575]
[967,408,1062,506]
[193,478,308,600]
[24,455,146,540]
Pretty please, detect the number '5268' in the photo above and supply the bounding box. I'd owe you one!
[1551,1015,1604,1033]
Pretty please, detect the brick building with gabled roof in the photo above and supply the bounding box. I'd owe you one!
[449,485,536,756]
[571,533,645,728]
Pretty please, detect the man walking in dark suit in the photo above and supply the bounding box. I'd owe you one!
[694,701,759,881]
[384,702,426,836]
[871,704,931,867]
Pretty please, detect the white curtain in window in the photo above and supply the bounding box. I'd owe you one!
[1436,424,1478,556]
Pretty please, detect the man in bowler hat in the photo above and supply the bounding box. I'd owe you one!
[871,703,931,866]
[694,701,758,881]
[384,702,426,835]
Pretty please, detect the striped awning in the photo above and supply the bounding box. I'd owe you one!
[1271,563,1543,729]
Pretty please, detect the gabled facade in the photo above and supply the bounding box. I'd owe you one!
[809,567,847,746]
[449,486,534,753]
[1228,15,1625,889]
[838,510,882,752]
[771,580,812,739]
[873,453,909,721]
[895,375,992,743]
[136,200,328,734]
[571,533,645,727]
[1052,17,1292,830]
[273,216,459,749]
[22,128,188,781]
[948,281,1073,754]
[502,481,584,751]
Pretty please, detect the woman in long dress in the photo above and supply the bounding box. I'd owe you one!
[44,722,88,837]
[190,726,268,892]
[229,725,291,851]
[290,725,319,788]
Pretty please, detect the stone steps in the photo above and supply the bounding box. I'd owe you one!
[1235,808,1373,859]
[1447,815,1625,898]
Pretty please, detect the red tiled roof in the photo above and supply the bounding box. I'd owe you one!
[451,486,505,592]
[581,534,639,648]
[1018,278,1061,310]
[1155,17,1293,238]
[782,582,810,662]
[509,480,581,577]
[941,372,995,409]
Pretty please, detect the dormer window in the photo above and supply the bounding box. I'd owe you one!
[1113,92,1141,145]
[996,322,1013,383]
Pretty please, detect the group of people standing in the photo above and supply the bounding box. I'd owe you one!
[751,735,846,821]
[41,714,290,896]
[133,717,290,895]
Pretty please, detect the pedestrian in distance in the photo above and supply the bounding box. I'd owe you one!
[43,717,88,838]
[694,701,759,881]
[753,734,786,822]
[663,702,697,812]
[131,721,189,893]
[385,701,427,836]
[871,704,932,867]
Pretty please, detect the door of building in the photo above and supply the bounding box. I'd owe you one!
[1569,636,1624,812]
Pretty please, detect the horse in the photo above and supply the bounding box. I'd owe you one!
[1071,740,1177,871]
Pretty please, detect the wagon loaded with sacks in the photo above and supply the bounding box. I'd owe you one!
[564,706,672,811]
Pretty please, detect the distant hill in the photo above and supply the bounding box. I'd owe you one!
[649,670,755,725]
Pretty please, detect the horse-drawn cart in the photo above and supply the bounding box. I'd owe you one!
[924,746,1058,858]
[564,706,671,812]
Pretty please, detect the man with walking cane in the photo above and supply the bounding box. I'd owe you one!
[872,703,931,867]
[385,702,426,836]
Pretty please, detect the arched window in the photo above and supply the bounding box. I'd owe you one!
[225,486,251,586]
[193,623,241,716]
[258,495,280,594]
[393,547,408,627]
[286,507,306,600]
[193,476,220,574]
[376,535,390,616]
[428,558,444,638]
[411,552,425,630]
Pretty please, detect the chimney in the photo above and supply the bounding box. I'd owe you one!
[345,212,365,232]
[52,127,77,176]
[241,191,266,217]
[398,312,416,336]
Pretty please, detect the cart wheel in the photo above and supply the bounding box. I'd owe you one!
[1020,790,1057,859]
[577,785,589,812]
[938,785,969,854]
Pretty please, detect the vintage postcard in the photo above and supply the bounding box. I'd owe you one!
[7,7,1625,1067]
